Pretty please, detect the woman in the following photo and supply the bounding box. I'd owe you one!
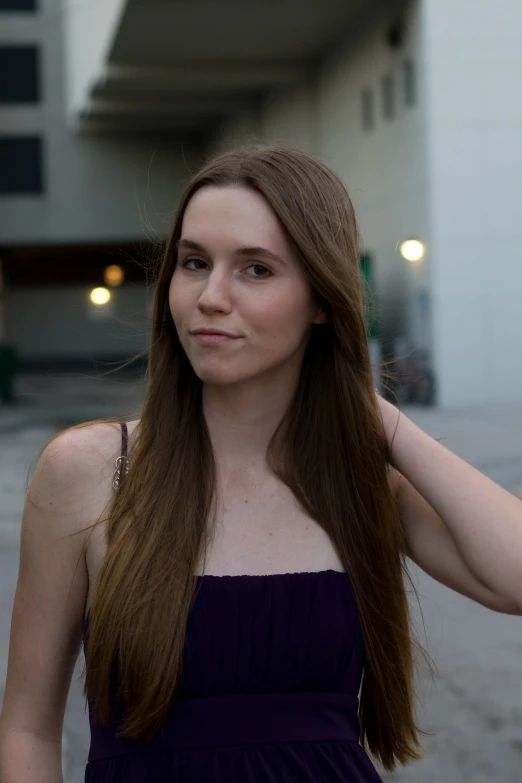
[1,144,521,783]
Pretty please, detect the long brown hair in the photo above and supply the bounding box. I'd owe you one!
[84,144,424,771]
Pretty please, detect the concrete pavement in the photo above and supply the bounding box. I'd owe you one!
[1,374,521,782]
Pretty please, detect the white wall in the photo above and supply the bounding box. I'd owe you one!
[5,284,153,361]
[262,83,318,156]
[316,1,430,351]
[212,1,431,357]
[63,0,127,119]
[0,0,199,245]
[214,105,266,154]
[423,0,522,405]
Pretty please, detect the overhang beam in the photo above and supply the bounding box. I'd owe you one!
[95,62,307,94]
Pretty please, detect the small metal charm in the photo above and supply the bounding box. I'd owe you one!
[113,455,131,492]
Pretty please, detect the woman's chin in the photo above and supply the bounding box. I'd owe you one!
[193,365,246,386]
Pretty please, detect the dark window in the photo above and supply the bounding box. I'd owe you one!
[386,22,404,50]
[0,46,39,103]
[0,136,43,194]
[0,0,36,10]
[361,87,374,131]
[381,74,395,120]
[404,59,416,106]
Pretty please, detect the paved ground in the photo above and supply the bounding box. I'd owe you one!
[1,374,521,782]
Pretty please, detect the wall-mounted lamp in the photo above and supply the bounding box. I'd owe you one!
[400,239,425,263]
[89,287,111,306]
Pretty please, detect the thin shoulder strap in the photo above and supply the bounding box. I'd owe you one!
[120,421,128,459]
[113,422,130,491]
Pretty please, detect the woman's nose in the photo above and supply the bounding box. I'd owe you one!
[197,268,233,314]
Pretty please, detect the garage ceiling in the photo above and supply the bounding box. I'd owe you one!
[77,0,380,136]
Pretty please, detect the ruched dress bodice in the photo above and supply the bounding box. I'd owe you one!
[84,570,384,782]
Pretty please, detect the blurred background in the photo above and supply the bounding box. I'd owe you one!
[1,0,522,780]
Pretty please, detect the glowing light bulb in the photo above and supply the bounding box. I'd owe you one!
[103,264,125,287]
[400,239,425,263]
[89,287,111,306]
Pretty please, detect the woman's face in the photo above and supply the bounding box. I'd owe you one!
[169,185,325,386]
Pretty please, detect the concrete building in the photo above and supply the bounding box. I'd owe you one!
[0,0,201,369]
[1,0,521,405]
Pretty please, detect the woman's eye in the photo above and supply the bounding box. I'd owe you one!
[182,257,208,270]
[181,258,271,278]
[246,263,272,278]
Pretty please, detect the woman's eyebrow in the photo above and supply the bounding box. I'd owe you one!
[176,238,206,253]
[235,246,285,265]
[176,238,285,265]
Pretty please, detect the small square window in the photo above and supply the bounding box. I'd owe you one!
[404,59,416,106]
[381,74,395,120]
[361,87,374,131]
[0,46,39,103]
[0,136,43,194]
[0,0,36,9]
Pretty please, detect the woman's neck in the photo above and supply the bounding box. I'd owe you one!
[202,369,298,467]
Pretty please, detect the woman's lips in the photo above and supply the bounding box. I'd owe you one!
[190,332,241,346]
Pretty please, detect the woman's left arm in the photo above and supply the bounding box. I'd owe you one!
[378,396,522,615]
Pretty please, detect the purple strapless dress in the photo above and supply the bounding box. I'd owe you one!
[84,570,384,781]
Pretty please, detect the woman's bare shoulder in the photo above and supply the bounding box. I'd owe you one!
[44,418,139,463]
[32,420,139,532]
[41,420,123,476]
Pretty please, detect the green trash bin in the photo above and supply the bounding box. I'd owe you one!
[0,343,18,403]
